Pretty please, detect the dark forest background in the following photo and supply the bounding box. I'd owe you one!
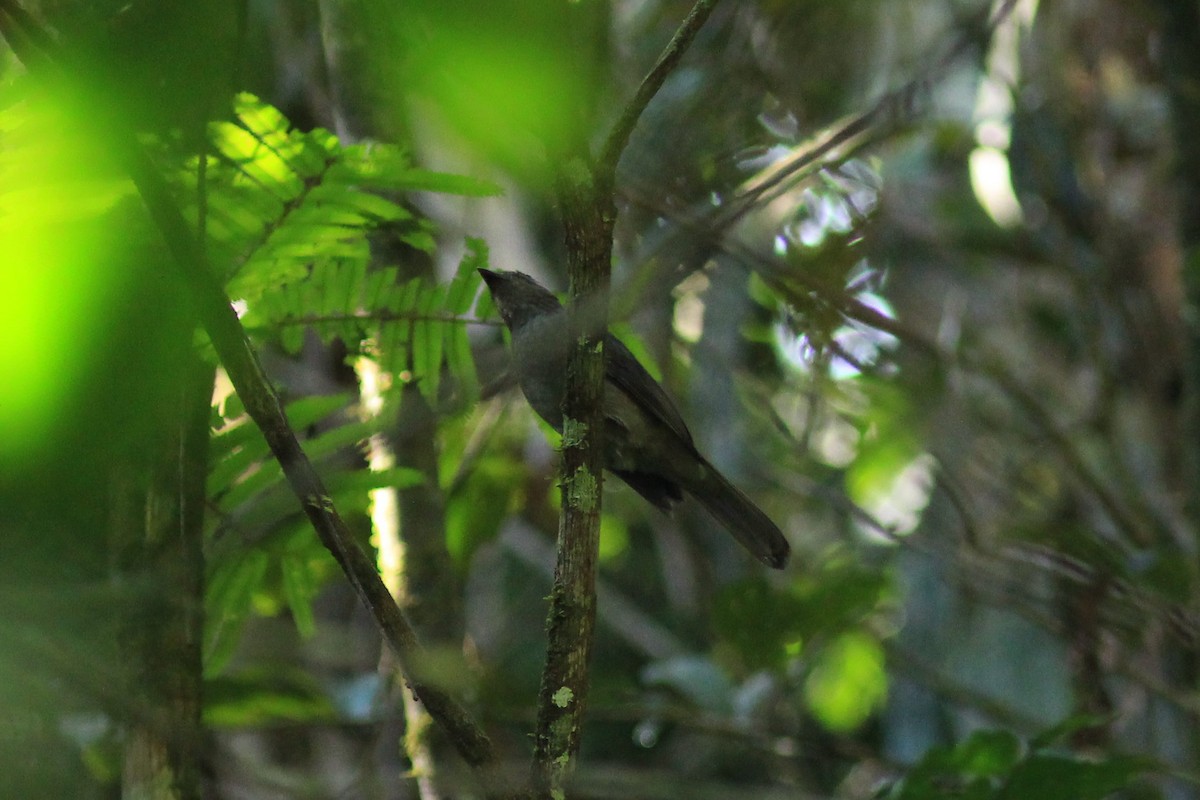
[1,0,1198,798]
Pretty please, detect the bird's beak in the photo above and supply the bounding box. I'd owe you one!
[478,268,499,288]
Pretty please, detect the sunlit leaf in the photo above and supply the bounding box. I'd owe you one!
[803,631,886,731]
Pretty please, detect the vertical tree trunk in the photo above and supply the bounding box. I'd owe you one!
[115,358,212,800]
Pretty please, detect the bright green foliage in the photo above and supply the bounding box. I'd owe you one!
[174,93,496,297]
[0,87,138,465]
[843,378,930,527]
[396,0,607,182]
[243,249,487,404]
[803,630,886,731]
[169,94,498,406]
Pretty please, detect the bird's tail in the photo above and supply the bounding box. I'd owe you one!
[689,459,790,569]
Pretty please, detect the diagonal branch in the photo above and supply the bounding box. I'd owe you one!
[126,148,499,776]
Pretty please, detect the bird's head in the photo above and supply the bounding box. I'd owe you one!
[478,269,563,331]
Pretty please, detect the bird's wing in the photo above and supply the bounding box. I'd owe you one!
[603,333,695,448]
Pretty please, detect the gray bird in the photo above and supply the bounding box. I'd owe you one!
[479,268,789,569]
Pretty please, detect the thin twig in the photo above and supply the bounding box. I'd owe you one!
[598,0,720,179]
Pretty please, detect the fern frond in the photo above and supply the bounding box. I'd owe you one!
[168,93,499,303]
[168,94,500,406]
[241,251,494,407]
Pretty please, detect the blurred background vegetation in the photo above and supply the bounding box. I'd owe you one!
[1,0,1198,797]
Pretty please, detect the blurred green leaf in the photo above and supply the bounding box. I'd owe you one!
[1029,714,1116,750]
[445,454,521,564]
[951,730,1022,778]
[205,667,335,726]
[803,630,886,731]
[205,550,270,676]
[713,578,806,671]
[998,753,1156,800]
[280,553,318,639]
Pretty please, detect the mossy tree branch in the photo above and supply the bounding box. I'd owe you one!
[530,161,615,797]
[529,2,722,796]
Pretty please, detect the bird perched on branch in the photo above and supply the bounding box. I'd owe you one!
[479,268,789,569]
